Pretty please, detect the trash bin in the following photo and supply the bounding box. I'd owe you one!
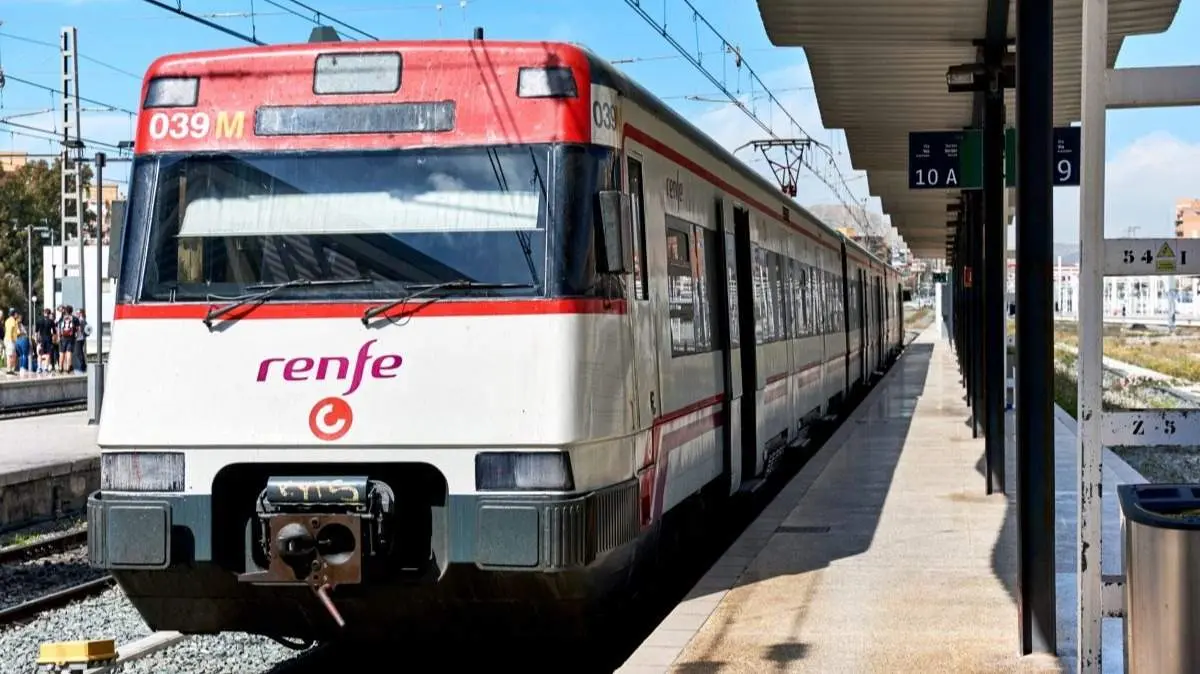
[1119,483,1200,674]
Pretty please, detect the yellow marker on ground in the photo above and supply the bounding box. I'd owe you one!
[36,639,117,672]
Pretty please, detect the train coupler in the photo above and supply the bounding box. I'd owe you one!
[236,475,396,626]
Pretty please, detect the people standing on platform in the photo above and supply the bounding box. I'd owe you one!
[51,305,64,371]
[56,305,79,373]
[4,308,19,375]
[73,309,90,373]
[14,314,30,375]
[35,308,55,374]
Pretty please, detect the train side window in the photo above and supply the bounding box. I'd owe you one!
[666,223,695,355]
[665,217,719,357]
[778,254,789,341]
[752,245,767,345]
[834,271,843,333]
[698,225,721,352]
[787,258,798,339]
[801,261,811,335]
[768,249,787,340]
[625,156,649,301]
[689,223,714,352]
[724,230,740,349]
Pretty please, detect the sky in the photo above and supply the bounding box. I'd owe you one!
[0,0,1196,253]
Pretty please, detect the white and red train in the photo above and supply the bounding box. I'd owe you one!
[88,34,904,640]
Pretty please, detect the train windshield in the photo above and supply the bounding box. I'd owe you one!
[133,145,551,302]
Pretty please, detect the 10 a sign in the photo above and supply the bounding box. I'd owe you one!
[908,131,982,190]
[908,126,1081,191]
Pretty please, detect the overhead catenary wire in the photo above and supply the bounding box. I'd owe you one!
[618,0,876,235]
[139,0,382,44]
[0,31,142,80]
[268,0,379,40]
[0,118,126,152]
[139,0,267,45]
[0,72,138,116]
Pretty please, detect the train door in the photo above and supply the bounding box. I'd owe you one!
[625,156,659,429]
[858,268,868,383]
[731,205,759,489]
[713,198,738,491]
[876,276,885,367]
[839,243,851,393]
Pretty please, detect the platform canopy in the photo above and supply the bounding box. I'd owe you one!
[755,0,1181,259]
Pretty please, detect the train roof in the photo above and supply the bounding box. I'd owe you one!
[142,38,897,271]
[573,43,893,270]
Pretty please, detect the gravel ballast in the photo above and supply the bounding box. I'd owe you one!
[0,588,151,673]
[0,546,108,611]
[0,586,316,674]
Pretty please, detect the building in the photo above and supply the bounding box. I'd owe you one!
[1177,198,1200,238]
[0,151,29,172]
[40,241,115,355]
[86,181,125,242]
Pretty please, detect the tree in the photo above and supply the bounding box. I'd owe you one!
[0,158,96,314]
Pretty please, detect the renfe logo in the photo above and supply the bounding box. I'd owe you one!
[256,339,403,396]
[257,340,403,442]
[309,397,353,441]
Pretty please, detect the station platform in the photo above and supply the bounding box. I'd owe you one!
[0,372,87,411]
[619,324,1141,673]
[0,410,99,531]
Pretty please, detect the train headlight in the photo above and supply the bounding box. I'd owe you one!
[475,452,575,491]
[517,67,578,98]
[101,452,185,492]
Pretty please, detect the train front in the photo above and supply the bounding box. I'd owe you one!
[86,40,643,639]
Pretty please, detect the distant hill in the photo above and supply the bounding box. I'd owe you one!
[1053,243,1080,263]
[805,203,890,238]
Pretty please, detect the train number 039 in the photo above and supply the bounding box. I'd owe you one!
[147,111,245,140]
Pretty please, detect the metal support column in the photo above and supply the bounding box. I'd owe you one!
[88,153,106,424]
[59,26,82,301]
[1016,0,1057,655]
[970,193,984,437]
[1077,0,1107,667]
[960,208,969,398]
[955,221,966,382]
[983,52,1007,494]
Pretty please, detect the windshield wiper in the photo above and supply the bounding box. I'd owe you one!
[203,278,371,329]
[360,279,536,326]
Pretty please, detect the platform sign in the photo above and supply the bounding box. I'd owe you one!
[1004,126,1081,187]
[1102,410,1200,447]
[1103,238,1200,276]
[908,131,982,190]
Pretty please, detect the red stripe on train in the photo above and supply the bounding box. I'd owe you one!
[113,298,627,320]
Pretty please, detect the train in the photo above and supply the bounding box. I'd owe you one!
[87,32,905,643]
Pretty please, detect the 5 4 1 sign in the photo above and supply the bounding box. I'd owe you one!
[1104,238,1200,277]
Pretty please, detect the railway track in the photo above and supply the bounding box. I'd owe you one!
[0,527,114,628]
[0,530,89,565]
[0,397,88,421]
[0,576,115,627]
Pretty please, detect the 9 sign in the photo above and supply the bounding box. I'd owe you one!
[1055,158,1074,185]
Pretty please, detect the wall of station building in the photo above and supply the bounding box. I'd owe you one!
[39,242,115,355]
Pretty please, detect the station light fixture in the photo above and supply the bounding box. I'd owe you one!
[946,59,1015,93]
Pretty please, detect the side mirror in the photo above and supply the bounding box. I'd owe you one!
[597,190,634,275]
[107,200,127,281]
